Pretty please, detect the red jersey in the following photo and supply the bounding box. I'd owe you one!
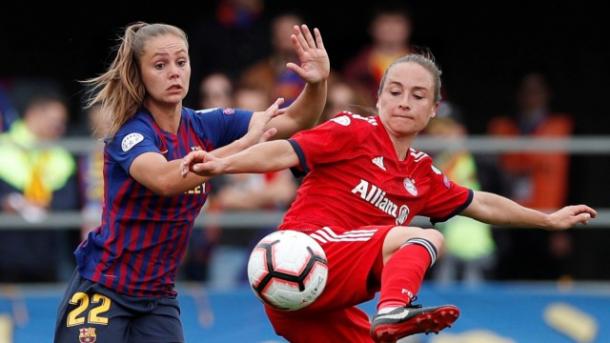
[280,112,472,231]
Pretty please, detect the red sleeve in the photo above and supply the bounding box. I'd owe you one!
[288,113,364,175]
[420,163,473,223]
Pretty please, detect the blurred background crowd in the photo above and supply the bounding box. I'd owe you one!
[0,0,609,289]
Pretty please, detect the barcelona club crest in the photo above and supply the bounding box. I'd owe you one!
[79,327,96,343]
[403,178,418,196]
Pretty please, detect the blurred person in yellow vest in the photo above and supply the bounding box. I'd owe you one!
[426,102,496,285]
[0,91,79,281]
[0,92,76,218]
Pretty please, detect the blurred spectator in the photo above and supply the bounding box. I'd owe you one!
[234,86,268,111]
[0,90,79,282]
[78,104,108,239]
[426,102,496,285]
[322,73,372,122]
[188,0,267,106]
[488,72,574,279]
[198,73,234,109]
[488,72,572,209]
[239,13,305,106]
[343,5,413,106]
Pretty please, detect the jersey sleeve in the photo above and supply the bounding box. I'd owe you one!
[420,163,474,224]
[106,119,160,174]
[288,113,364,175]
[191,108,253,149]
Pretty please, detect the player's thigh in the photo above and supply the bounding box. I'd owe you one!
[305,225,394,311]
[266,305,373,343]
[54,275,131,343]
[128,297,184,343]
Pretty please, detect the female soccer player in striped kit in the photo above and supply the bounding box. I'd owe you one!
[54,21,329,343]
[182,53,596,342]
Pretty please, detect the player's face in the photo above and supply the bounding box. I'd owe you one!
[377,62,438,138]
[139,34,190,106]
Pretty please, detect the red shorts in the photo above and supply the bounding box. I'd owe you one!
[266,225,395,343]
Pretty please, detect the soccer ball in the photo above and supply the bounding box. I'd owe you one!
[247,230,328,311]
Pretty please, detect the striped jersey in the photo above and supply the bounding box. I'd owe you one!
[281,112,473,232]
[75,107,252,297]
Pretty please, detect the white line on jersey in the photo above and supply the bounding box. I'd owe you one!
[310,226,377,244]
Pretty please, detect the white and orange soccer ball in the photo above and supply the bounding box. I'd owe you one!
[247,230,328,311]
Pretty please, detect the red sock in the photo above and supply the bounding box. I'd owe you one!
[377,238,437,311]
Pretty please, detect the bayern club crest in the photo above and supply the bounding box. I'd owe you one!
[403,178,418,196]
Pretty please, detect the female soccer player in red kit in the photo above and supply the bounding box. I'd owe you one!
[54,22,329,343]
[182,54,596,342]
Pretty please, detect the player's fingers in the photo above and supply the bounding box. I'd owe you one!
[301,24,316,48]
[265,98,284,115]
[293,25,309,49]
[260,128,278,142]
[272,108,287,118]
[313,28,324,49]
[286,63,306,77]
[290,34,305,57]
[181,151,202,176]
[192,163,205,173]
[577,205,597,217]
[577,212,592,224]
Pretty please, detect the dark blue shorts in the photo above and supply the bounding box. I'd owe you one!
[54,270,184,343]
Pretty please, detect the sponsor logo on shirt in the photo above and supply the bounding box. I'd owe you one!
[351,179,410,225]
[121,132,144,152]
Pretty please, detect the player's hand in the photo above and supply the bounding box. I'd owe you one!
[244,97,285,145]
[546,205,597,230]
[181,151,226,177]
[287,25,329,84]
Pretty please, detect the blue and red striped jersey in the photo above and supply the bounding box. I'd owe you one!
[75,106,252,297]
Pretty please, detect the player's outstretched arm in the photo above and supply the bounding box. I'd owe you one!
[127,99,286,197]
[264,24,330,139]
[181,140,299,177]
[461,191,597,230]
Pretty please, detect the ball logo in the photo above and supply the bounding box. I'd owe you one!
[121,132,144,152]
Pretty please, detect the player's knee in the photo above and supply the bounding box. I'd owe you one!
[417,228,444,253]
[383,226,443,262]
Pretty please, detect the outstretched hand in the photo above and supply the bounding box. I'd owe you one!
[244,97,286,144]
[546,205,597,230]
[287,25,330,84]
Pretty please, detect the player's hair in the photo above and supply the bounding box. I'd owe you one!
[377,50,442,103]
[82,22,188,137]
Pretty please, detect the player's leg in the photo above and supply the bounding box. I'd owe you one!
[371,226,459,342]
[266,305,373,343]
[128,297,184,343]
[54,271,131,343]
[261,225,394,341]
